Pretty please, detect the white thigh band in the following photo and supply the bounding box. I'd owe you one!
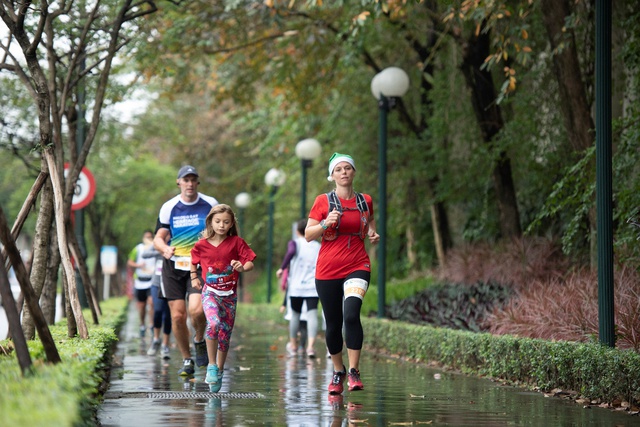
[344,278,368,300]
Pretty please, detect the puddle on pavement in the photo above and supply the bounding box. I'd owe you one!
[98,303,637,426]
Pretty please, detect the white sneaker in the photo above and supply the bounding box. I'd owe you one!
[161,345,170,359]
[286,342,297,357]
[146,339,160,356]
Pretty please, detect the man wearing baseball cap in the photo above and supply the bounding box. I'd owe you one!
[154,165,219,377]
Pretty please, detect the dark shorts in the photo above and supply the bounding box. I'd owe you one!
[161,258,202,301]
[134,288,151,302]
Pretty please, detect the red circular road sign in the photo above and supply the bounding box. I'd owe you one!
[64,164,96,210]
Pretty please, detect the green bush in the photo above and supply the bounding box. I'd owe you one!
[0,297,128,427]
[363,316,640,404]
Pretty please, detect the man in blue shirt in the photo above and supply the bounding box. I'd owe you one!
[154,165,219,376]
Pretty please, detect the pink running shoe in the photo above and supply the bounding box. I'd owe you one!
[328,366,346,395]
[347,368,364,391]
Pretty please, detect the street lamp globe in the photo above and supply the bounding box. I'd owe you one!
[264,168,286,187]
[234,192,251,209]
[371,66,410,100]
[295,138,322,161]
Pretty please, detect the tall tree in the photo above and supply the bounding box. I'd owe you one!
[0,0,160,340]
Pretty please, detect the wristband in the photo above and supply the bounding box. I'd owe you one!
[320,220,328,230]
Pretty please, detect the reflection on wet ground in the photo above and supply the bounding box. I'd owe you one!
[98,302,636,426]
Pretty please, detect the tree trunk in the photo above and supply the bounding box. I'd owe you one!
[540,0,597,266]
[43,149,88,339]
[23,176,54,339]
[540,0,595,153]
[0,260,32,374]
[0,205,61,364]
[66,226,101,323]
[40,228,60,325]
[460,24,522,238]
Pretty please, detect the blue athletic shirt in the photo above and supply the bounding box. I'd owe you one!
[157,193,219,259]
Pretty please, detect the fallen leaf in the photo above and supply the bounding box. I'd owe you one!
[410,394,425,398]
[416,422,433,425]
[238,366,251,371]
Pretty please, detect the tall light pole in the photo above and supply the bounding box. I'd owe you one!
[371,67,410,318]
[295,138,322,219]
[596,0,614,347]
[265,168,286,303]
[234,192,251,302]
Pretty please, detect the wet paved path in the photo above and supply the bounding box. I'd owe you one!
[98,302,636,426]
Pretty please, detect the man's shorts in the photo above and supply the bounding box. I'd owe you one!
[161,258,202,301]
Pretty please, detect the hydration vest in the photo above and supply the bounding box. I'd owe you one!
[322,191,369,242]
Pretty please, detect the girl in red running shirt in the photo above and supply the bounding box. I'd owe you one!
[190,204,256,392]
[305,152,380,395]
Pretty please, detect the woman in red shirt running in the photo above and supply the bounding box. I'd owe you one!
[305,152,380,395]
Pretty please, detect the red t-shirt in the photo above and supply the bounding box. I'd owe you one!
[308,193,374,280]
[191,235,256,293]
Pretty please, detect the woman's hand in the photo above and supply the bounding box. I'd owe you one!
[325,208,341,228]
[367,230,380,245]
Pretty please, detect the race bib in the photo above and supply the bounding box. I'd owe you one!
[344,278,368,300]
[174,256,192,271]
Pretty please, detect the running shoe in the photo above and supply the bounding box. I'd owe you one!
[139,326,146,338]
[194,339,208,367]
[328,366,346,395]
[286,342,297,357]
[161,345,171,360]
[205,364,219,385]
[146,339,161,356]
[209,370,224,393]
[307,348,316,359]
[347,368,364,391]
[178,358,195,376]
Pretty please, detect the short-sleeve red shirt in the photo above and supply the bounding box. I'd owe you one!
[308,193,374,280]
[191,235,256,293]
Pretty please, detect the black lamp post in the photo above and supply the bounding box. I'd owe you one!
[265,168,286,303]
[371,67,410,319]
[295,138,322,219]
[234,192,251,302]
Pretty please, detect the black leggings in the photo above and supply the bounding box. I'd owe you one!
[315,270,370,355]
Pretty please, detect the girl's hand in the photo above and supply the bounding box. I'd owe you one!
[231,260,244,272]
[367,230,380,245]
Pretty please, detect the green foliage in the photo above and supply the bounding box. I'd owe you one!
[0,298,128,426]
[363,317,640,403]
[526,147,595,256]
[386,281,513,332]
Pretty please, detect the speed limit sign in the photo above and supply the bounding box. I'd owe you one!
[64,164,96,210]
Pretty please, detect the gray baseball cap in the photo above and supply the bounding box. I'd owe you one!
[177,165,199,179]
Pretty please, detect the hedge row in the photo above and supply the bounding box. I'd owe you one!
[362,317,640,404]
[0,297,128,427]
